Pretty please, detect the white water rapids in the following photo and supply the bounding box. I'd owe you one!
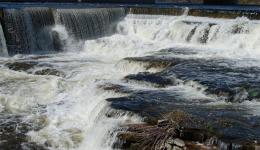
[1,13,260,150]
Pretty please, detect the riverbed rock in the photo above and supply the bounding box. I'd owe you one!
[34,68,65,77]
[158,119,170,127]
[164,143,173,150]
[172,146,183,150]
[0,113,47,150]
[125,72,176,88]
[172,138,185,147]
[166,138,175,145]
[5,61,37,72]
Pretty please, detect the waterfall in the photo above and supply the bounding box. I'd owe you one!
[27,8,56,53]
[0,6,260,150]
[0,8,126,56]
[57,8,126,40]
[0,23,8,57]
[2,9,36,55]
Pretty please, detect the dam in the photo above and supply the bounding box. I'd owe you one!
[0,1,259,150]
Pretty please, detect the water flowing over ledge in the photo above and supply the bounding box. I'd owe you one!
[0,8,126,56]
[0,6,260,150]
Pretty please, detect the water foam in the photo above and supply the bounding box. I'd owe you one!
[28,14,260,149]
[0,13,260,150]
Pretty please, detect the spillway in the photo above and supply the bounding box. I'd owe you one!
[0,8,126,55]
[0,6,259,150]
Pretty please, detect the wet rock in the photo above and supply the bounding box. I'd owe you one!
[5,61,65,77]
[172,146,183,150]
[34,68,65,77]
[108,88,260,142]
[0,113,47,150]
[163,59,260,102]
[164,143,173,150]
[157,48,198,56]
[172,138,185,147]
[5,61,37,72]
[158,119,171,127]
[124,56,260,102]
[124,56,183,70]
[125,72,176,88]
[107,90,187,121]
[166,138,175,145]
[111,55,260,146]
[99,83,133,94]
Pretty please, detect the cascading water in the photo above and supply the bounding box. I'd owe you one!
[2,9,36,55]
[1,8,126,55]
[57,8,126,40]
[0,7,259,150]
[0,23,8,56]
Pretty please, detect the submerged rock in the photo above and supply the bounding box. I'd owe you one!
[99,83,134,94]
[124,56,183,70]
[34,68,65,77]
[172,138,185,147]
[113,50,260,149]
[0,113,47,150]
[5,61,37,72]
[162,59,260,102]
[124,54,260,102]
[5,61,65,77]
[125,72,177,88]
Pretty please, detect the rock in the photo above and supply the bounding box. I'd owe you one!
[173,138,185,147]
[34,68,65,77]
[172,146,183,150]
[5,62,37,72]
[166,137,175,145]
[125,72,175,88]
[158,119,170,127]
[180,128,210,143]
[164,143,173,150]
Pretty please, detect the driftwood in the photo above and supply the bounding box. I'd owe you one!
[117,111,191,150]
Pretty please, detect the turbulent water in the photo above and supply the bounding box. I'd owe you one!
[0,9,260,150]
